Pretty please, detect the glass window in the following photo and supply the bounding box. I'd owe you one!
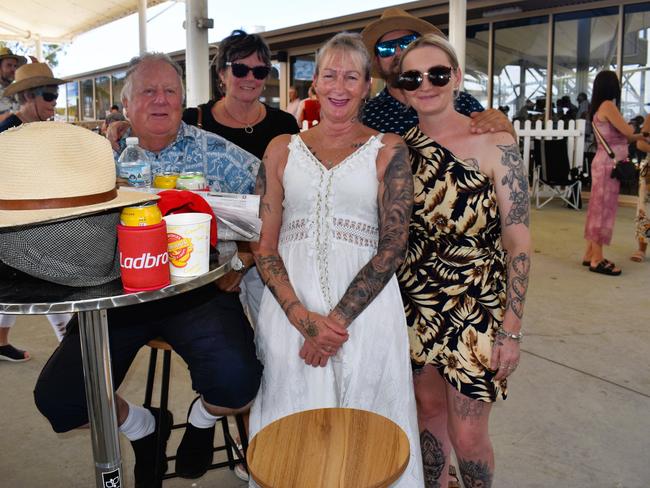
[260,62,281,108]
[80,79,94,120]
[553,7,619,120]
[95,75,111,120]
[111,72,126,108]
[622,4,650,119]
[66,82,79,122]
[290,54,316,101]
[466,24,490,109]
[493,16,549,122]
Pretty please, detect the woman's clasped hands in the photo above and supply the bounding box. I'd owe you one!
[296,310,348,368]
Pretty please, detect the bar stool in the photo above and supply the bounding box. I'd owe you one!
[247,407,410,488]
[143,338,249,484]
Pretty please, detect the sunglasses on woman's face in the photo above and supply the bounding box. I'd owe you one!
[226,62,271,80]
[397,66,454,91]
[375,33,419,58]
[34,89,58,102]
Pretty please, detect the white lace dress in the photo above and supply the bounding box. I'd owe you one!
[249,133,424,487]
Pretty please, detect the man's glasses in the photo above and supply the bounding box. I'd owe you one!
[375,34,419,58]
[397,66,454,91]
[226,62,271,80]
[34,88,58,102]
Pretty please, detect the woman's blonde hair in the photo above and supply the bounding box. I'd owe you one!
[315,32,371,81]
[398,33,460,73]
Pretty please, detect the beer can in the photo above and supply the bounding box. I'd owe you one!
[176,171,207,191]
[120,201,163,227]
[153,172,179,189]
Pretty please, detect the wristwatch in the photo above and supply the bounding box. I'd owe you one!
[231,255,247,273]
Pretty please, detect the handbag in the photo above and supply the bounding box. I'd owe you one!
[592,122,637,183]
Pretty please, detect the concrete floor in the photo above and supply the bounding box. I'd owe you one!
[1,201,649,488]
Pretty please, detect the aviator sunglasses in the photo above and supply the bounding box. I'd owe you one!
[397,66,454,91]
[34,88,59,102]
[226,62,271,80]
[375,33,419,58]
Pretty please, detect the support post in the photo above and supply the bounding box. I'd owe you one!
[448,0,467,90]
[185,0,211,108]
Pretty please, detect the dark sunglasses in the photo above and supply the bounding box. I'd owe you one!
[34,88,58,102]
[397,66,454,91]
[226,62,271,80]
[375,33,419,58]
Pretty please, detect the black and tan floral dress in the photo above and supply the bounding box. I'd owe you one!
[398,127,507,402]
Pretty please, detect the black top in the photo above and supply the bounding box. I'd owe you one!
[0,114,22,134]
[183,100,300,160]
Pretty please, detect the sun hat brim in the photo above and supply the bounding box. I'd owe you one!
[3,76,66,97]
[0,189,158,229]
[361,10,444,78]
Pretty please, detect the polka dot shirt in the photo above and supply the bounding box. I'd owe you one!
[362,88,484,135]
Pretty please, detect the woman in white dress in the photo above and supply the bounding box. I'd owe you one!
[250,32,424,486]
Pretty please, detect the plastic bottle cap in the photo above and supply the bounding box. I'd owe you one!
[125,137,139,146]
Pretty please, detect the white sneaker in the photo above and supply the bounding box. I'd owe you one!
[234,462,249,481]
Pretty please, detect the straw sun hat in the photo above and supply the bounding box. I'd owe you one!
[0,121,157,228]
[0,47,27,67]
[361,7,444,77]
[3,62,65,97]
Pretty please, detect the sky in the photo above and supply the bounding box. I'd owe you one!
[52,0,412,77]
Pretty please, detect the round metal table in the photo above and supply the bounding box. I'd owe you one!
[0,249,234,488]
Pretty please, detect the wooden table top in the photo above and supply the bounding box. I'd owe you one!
[247,407,410,488]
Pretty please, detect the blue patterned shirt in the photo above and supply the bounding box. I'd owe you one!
[362,88,484,135]
[115,121,260,194]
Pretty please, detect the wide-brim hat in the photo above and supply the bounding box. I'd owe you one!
[0,121,157,228]
[3,62,65,97]
[0,47,27,67]
[361,7,444,78]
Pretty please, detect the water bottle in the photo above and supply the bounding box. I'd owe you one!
[117,137,152,190]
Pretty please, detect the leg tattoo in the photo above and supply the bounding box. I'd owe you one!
[420,430,445,488]
[458,458,493,488]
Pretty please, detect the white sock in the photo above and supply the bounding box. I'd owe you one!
[188,398,220,429]
[119,402,155,441]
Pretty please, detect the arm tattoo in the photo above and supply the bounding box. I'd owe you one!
[498,143,529,227]
[255,158,271,215]
[458,459,493,488]
[332,143,413,325]
[256,255,304,325]
[464,157,480,171]
[506,252,530,319]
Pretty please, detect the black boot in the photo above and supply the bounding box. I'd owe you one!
[175,396,216,479]
[130,406,173,488]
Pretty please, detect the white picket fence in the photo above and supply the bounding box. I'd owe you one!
[513,119,587,176]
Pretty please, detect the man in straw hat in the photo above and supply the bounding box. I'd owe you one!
[0,62,65,133]
[361,7,513,136]
[0,47,27,123]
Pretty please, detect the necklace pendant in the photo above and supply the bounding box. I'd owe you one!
[244,125,254,134]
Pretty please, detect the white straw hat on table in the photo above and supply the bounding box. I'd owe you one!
[0,122,157,228]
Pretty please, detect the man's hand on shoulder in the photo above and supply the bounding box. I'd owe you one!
[469,108,516,139]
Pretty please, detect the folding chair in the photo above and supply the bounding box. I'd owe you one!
[532,138,582,209]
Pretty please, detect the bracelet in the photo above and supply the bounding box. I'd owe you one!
[496,328,523,343]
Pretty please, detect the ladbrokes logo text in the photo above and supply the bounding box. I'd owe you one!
[120,251,169,269]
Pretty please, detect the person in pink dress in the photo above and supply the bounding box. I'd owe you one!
[583,70,650,275]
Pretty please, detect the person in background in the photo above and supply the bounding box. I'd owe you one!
[0,47,26,124]
[0,314,72,362]
[631,115,650,263]
[360,7,512,137]
[286,85,301,120]
[100,110,126,136]
[296,83,320,129]
[582,70,650,276]
[576,92,590,119]
[250,31,424,486]
[34,52,263,488]
[0,62,65,133]
[396,33,531,488]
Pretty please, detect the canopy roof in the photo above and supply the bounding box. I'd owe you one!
[0,0,166,43]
